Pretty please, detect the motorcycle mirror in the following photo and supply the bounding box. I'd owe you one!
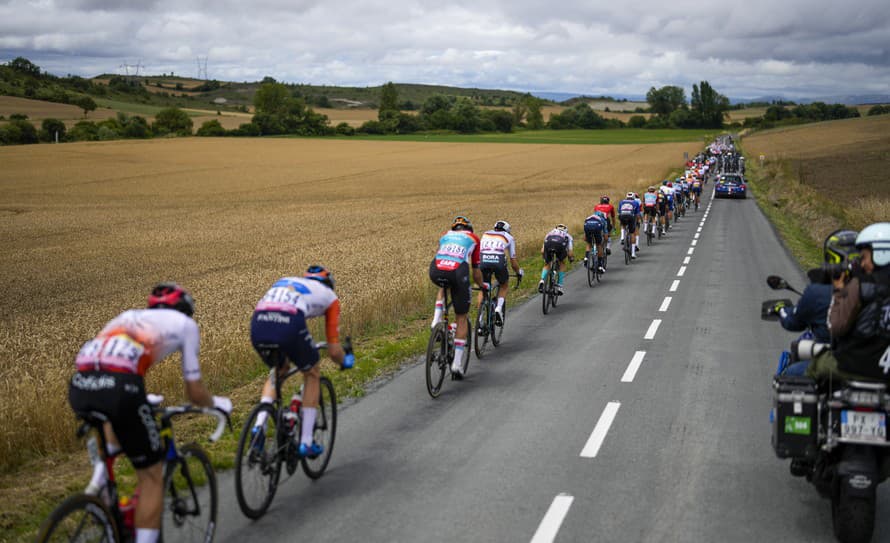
[766,275,787,290]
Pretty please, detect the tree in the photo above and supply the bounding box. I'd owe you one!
[451,98,480,133]
[75,96,97,118]
[482,109,514,132]
[196,119,226,137]
[378,82,399,120]
[40,118,67,142]
[7,57,41,76]
[690,81,730,128]
[152,107,193,136]
[627,115,647,128]
[524,95,544,129]
[254,82,292,116]
[646,86,686,118]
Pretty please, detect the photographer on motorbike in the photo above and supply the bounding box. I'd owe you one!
[771,230,857,376]
[807,222,890,382]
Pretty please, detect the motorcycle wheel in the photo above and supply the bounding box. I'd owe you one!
[831,482,875,543]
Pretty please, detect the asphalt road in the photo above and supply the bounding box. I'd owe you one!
[212,188,888,542]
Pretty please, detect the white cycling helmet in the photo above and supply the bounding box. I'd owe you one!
[494,220,511,233]
[855,222,890,267]
[556,224,568,232]
[626,192,634,199]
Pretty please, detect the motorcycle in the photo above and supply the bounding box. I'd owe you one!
[764,275,890,543]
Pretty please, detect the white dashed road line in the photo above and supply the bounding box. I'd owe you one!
[687,247,695,255]
[659,296,672,312]
[621,351,647,383]
[670,280,680,292]
[644,319,661,340]
[691,239,698,246]
[677,266,686,277]
[683,256,691,265]
[530,494,575,543]
[580,402,621,458]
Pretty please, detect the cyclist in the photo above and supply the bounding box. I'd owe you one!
[250,266,354,457]
[430,216,486,378]
[659,181,675,229]
[594,195,616,254]
[477,220,523,325]
[618,192,641,259]
[641,186,659,237]
[583,211,608,274]
[70,283,232,543]
[691,176,702,207]
[539,224,574,294]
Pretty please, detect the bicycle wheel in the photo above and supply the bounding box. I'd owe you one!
[624,238,630,265]
[235,402,282,519]
[426,322,448,398]
[542,269,551,315]
[550,267,559,308]
[595,255,603,283]
[36,494,118,543]
[491,299,505,347]
[474,299,489,359]
[461,315,473,375]
[301,376,337,479]
[646,224,652,246]
[586,251,595,287]
[161,443,217,543]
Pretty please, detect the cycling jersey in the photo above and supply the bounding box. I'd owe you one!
[584,214,607,245]
[75,308,201,381]
[542,228,573,250]
[254,277,340,343]
[643,192,658,208]
[480,230,517,260]
[434,230,481,272]
[594,203,615,221]
[617,198,640,218]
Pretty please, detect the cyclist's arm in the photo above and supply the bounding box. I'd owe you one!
[510,256,520,274]
[324,299,345,365]
[472,266,485,289]
[179,318,213,407]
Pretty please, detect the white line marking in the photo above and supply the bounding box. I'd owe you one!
[621,351,647,382]
[696,227,702,233]
[644,319,662,340]
[687,247,694,255]
[580,402,621,458]
[683,256,691,264]
[694,233,700,239]
[530,494,575,543]
[677,266,686,276]
[659,297,672,312]
[670,280,680,292]
[691,239,698,246]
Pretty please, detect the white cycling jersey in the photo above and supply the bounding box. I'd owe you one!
[75,308,201,381]
[543,229,574,252]
[480,230,517,259]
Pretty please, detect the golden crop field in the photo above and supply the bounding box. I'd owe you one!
[0,136,700,473]
[0,95,118,125]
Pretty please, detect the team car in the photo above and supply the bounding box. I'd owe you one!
[714,173,747,199]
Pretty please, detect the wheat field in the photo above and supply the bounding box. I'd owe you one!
[0,136,700,471]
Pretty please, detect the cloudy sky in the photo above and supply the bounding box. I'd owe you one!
[1,0,888,100]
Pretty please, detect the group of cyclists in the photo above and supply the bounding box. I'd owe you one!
[61,143,731,542]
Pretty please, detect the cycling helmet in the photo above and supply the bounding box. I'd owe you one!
[556,224,568,232]
[452,215,474,232]
[823,229,859,265]
[148,282,195,316]
[633,192,640,199]
[667,182,673,187]
[662,180,668,186]
[855,222,890,267]
[647,186,656,192]
[626,192,634,199]
[600,195,610,204]
[494,220,511,233]
[304,265,335,290]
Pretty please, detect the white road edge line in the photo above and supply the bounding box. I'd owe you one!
[696,227,702,233]
[694,233,700,239]
[687,247,695,255]
[580,402,621,458]
[683,256,691,265]
[530,494,575,543]
[670,280,680,292]
[644,319,662,340]
[659,297,672,312]
[691,239,698,246]
[677,266,686,277]
[621,351,647,382]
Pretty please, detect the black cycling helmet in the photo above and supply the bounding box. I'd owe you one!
[823,229,859,265]
[600,195,610,204]
[494,220,511,233]
[452,215,474,232]
[304,265,335,290]
[148,282,195,316]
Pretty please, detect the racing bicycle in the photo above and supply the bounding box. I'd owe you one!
[585,249,604,287]
[426,283,472,398]
[234,341,347,519]
[542,249,565,315]
[474,273,521,358]
[36,399,229,543]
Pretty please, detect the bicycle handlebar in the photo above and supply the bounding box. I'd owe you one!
[156,404,231,443]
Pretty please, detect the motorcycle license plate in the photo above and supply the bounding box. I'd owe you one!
[841,411,887,442]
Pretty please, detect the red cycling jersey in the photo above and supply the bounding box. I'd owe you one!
[594,203,615,221]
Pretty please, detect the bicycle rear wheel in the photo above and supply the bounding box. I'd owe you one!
[235,402,282,519]
[461,315,473,375]
[586,251,595,287]
[550,266,559,308]
[301,376,337,479]
[491,299,505,346]
[624,238,630,265]
[426,323,448,398]
[36,494,118,543]
[162,443,217,543]
[474,300,489,359]
[646,224,652,246]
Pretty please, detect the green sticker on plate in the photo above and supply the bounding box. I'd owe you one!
[784,416,811,435]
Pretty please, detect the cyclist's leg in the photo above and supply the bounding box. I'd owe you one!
[134,463,164,539]
[429,259,447,326]
[450,264,472,373]
[493,265,509,312]
[278,313,322,449]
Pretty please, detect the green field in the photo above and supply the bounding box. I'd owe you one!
[331,128,717,145]
[93,98,211,117]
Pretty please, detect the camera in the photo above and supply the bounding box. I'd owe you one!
[806,261,859,284]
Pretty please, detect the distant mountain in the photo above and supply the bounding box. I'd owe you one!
[529,91,646,103]
[732,94,890,105]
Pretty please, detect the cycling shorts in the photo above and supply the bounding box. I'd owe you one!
[250,309,320,371]
[584,221,604,245]
[543,239,568,263]
[619,214,637,234]
[480,262,509,286]
[643,206,658,219]
[68,371,163,469]
[429,259,472,315]
[692,186,702,194]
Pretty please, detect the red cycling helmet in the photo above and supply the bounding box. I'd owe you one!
[148,282,195,316]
